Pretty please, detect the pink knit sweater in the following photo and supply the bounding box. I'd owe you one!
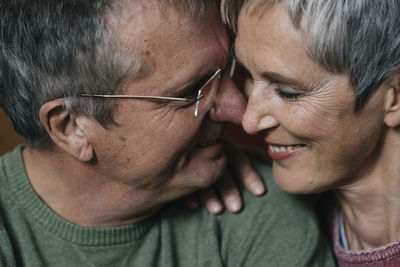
[331,207,400,267]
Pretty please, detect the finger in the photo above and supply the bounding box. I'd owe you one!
[234,160,266,196]
[225,141,266,196]
[198,187,224,214]
[216,173,242,213]
[184,194,200,210]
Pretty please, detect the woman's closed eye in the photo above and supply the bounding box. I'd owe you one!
[274,87,303,100]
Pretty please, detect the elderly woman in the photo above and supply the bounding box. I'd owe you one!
[220,0,400,266]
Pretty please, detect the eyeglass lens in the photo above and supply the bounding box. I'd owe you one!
[194,52,236,117]
[194,70,222,117]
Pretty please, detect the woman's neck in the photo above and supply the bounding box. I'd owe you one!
[337,190,400,250]
[335,133,400,250]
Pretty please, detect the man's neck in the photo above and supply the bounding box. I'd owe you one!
[23,146,161,227]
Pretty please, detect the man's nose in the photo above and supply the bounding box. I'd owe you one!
[208,75,246,124]
[242,87,278,134]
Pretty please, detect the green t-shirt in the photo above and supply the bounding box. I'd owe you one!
[0,146,335,266]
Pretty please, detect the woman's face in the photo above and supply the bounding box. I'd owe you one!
[235,2,387,193]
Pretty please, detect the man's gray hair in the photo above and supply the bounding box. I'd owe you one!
[221,0,400,111]
[0,0,214,146]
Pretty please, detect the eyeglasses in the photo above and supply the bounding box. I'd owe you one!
[79,55,236,118]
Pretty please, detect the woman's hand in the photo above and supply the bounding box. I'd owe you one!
[185,136,267,214]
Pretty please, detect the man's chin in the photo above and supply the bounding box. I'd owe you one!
[190,154,227,189]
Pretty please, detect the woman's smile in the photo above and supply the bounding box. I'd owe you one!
[267,143,304,161]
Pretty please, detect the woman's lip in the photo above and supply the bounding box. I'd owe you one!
[267,143,304,161]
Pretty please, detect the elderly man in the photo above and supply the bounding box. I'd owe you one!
[0,0,334,266]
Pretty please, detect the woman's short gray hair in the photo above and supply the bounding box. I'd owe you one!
[0,0,214,147]
[222,0,400,111]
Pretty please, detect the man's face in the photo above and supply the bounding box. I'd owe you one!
[85,2,245,206]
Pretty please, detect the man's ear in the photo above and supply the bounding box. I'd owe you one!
[384,71,400,128]
[39,99,94,161]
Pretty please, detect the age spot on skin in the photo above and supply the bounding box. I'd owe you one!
[118,135,127,142]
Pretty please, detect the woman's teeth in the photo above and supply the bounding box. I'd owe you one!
[268,145,303,153]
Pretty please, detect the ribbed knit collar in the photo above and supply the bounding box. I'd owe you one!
[332,205,400,265]
[6,145,156,246]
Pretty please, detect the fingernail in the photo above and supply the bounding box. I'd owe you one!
[252,182,265,195]
[229,199,242,212]
[210,202,223,214]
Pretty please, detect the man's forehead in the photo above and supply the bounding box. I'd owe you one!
[112,1,214,52]
[113,1,228,96]
[112,0,212,30]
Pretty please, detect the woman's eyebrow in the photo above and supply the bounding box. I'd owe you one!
[261,71,308,91]
[233,47,313,92]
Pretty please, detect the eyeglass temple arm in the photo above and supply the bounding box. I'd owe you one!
[79,94,197,102]
[78,68,222,102]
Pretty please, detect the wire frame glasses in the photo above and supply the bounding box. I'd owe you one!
[79,56,236,117]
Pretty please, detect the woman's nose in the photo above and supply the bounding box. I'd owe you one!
[242,87,278,134]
